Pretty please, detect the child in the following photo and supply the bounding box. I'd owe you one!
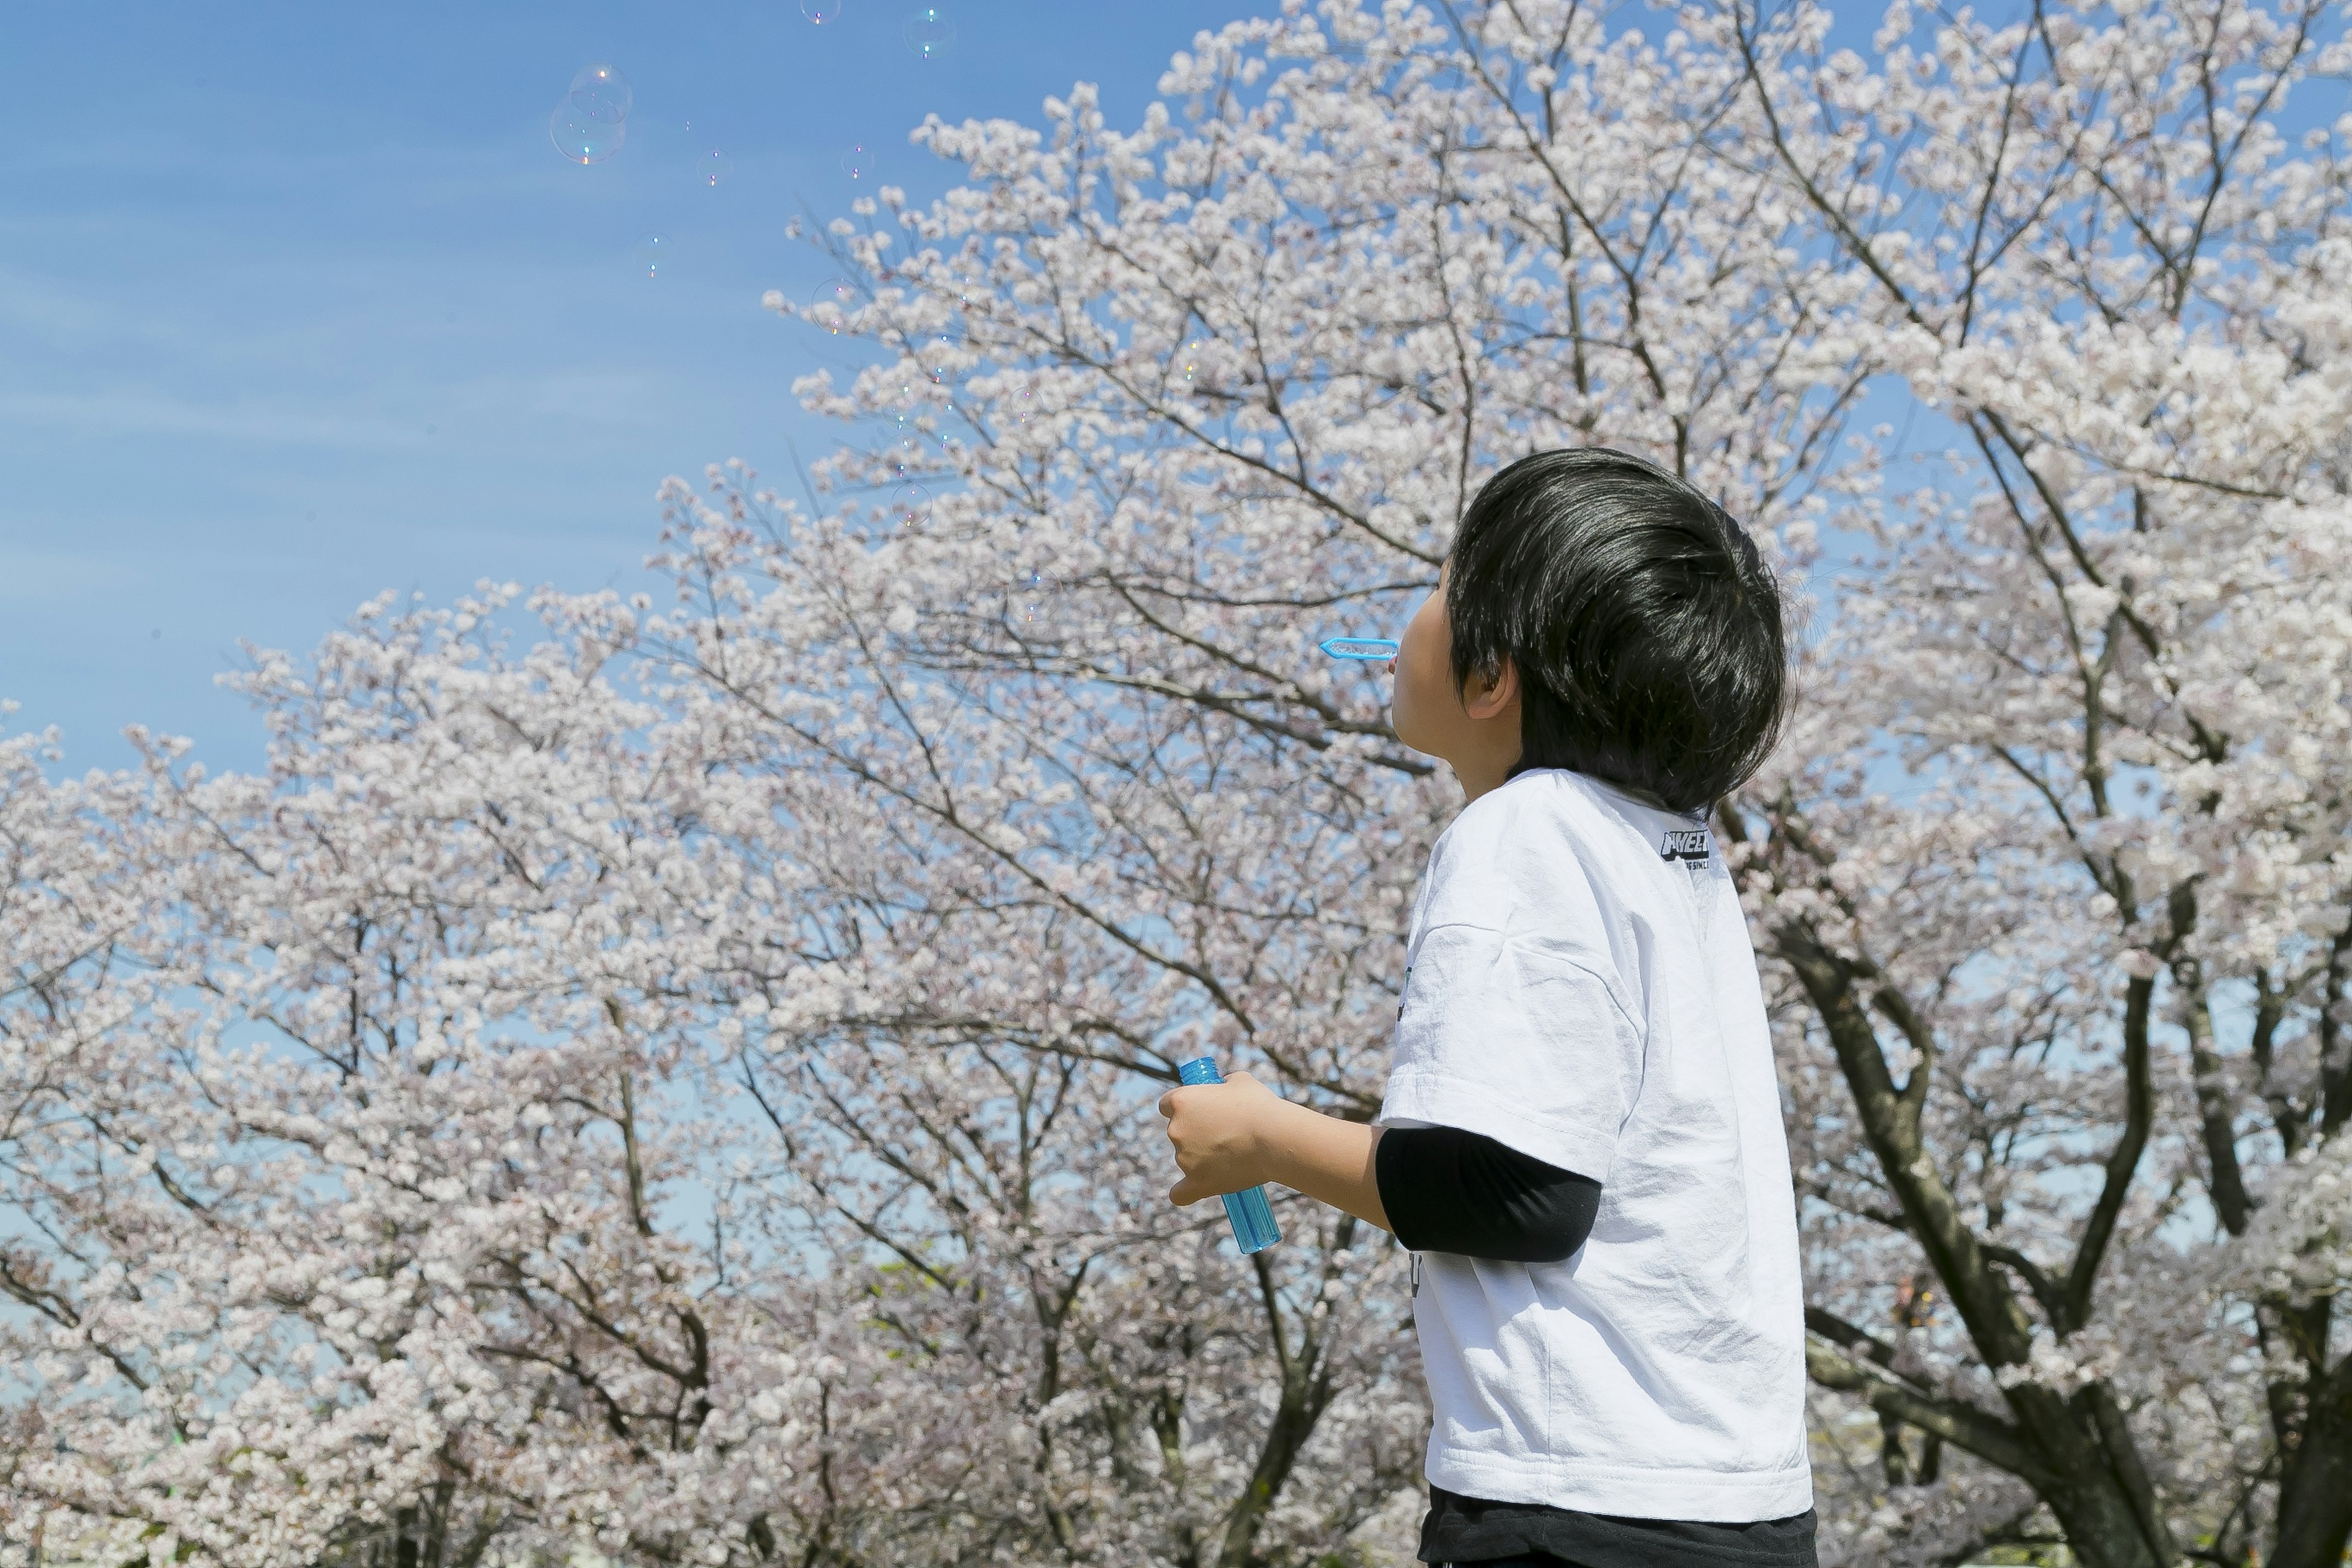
[1159,448,1815,1567]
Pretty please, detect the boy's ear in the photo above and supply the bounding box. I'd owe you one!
[1464,657,1520,721]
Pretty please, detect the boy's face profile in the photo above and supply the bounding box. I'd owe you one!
[1392,564,1524,801]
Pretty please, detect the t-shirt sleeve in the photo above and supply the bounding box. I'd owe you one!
[1377,922,1645,1182]
[1374,1125,1603,1262]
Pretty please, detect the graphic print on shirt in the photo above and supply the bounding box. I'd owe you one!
[1658,827,1712,862]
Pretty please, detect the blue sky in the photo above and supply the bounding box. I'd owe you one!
[0,0,1280,774]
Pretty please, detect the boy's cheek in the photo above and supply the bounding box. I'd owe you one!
[1390,685,1429,756]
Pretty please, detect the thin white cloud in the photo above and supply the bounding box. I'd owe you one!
[0,387,422,448]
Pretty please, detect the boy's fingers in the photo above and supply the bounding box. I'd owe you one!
[1168,1177,1205,1207]
[1157,1087,1180,1119]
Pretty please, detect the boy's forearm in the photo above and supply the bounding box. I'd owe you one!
[1255,1099,1391,1233]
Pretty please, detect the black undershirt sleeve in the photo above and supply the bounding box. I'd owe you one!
[1374,1125,1602,1262]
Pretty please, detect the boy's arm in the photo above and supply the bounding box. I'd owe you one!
[1161,1076,1605,1261]
[1158,1074,1390,1232]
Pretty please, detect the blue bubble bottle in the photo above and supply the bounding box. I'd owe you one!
[1175,1055,1283,1254]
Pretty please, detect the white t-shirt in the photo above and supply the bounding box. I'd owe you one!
[1378,767,1812,1522]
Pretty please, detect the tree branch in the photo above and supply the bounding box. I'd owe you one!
[1805,1335,2048,1486]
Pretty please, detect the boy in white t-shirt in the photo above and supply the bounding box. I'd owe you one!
[1159,448,1815,1567]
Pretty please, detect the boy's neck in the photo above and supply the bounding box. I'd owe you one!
[1453,752,1520,805]
[1456,763,1676,815]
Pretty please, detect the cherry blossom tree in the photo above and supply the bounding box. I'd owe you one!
[4,0,2348,1566]
[1717,0,2352,1561]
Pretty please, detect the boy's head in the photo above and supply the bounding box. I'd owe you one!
[1392,447,1787,814]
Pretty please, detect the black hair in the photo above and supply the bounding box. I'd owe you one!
[1445,447,1787,814]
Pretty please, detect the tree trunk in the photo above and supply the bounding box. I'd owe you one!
[2035,1474,2174,1568]
[1214,1244,1344,1568]
[2269,1354,2352,1568]
[1765,890,2179,1567]
[2028,1384,2177,1568]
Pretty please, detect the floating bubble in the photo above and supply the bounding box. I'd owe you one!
[801,0,845,20]
[551,102,626,164]
[919,330,957,383]
[639,234,670,280]
[568,63,633,125]
[699,148,734,187]
[903,6,955,59]
[1319,636,1399,661]
[1019,568,1048,624]
[811,278,857,331]
[842,143,876,181]
[891,481,931,529]
[1182,340,1204,383]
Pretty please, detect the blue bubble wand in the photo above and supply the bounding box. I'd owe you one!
[1319,636,1399,661]
[1175,1055,1283,1254]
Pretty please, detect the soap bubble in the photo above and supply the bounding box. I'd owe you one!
[699,148,734,187]
[568,63,633,124]
[810,279,857,332]
[638,235,670,279]
[551,103,626,164]
[887,414,922,471]
[842,143,876,181]
[922,334,957,384]
[903,7,955,59]
[800,0,844,20]
[891,482,931,529]
[1181,340,1204,383]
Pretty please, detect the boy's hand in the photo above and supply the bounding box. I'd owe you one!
[1157,1072,1281,1206]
